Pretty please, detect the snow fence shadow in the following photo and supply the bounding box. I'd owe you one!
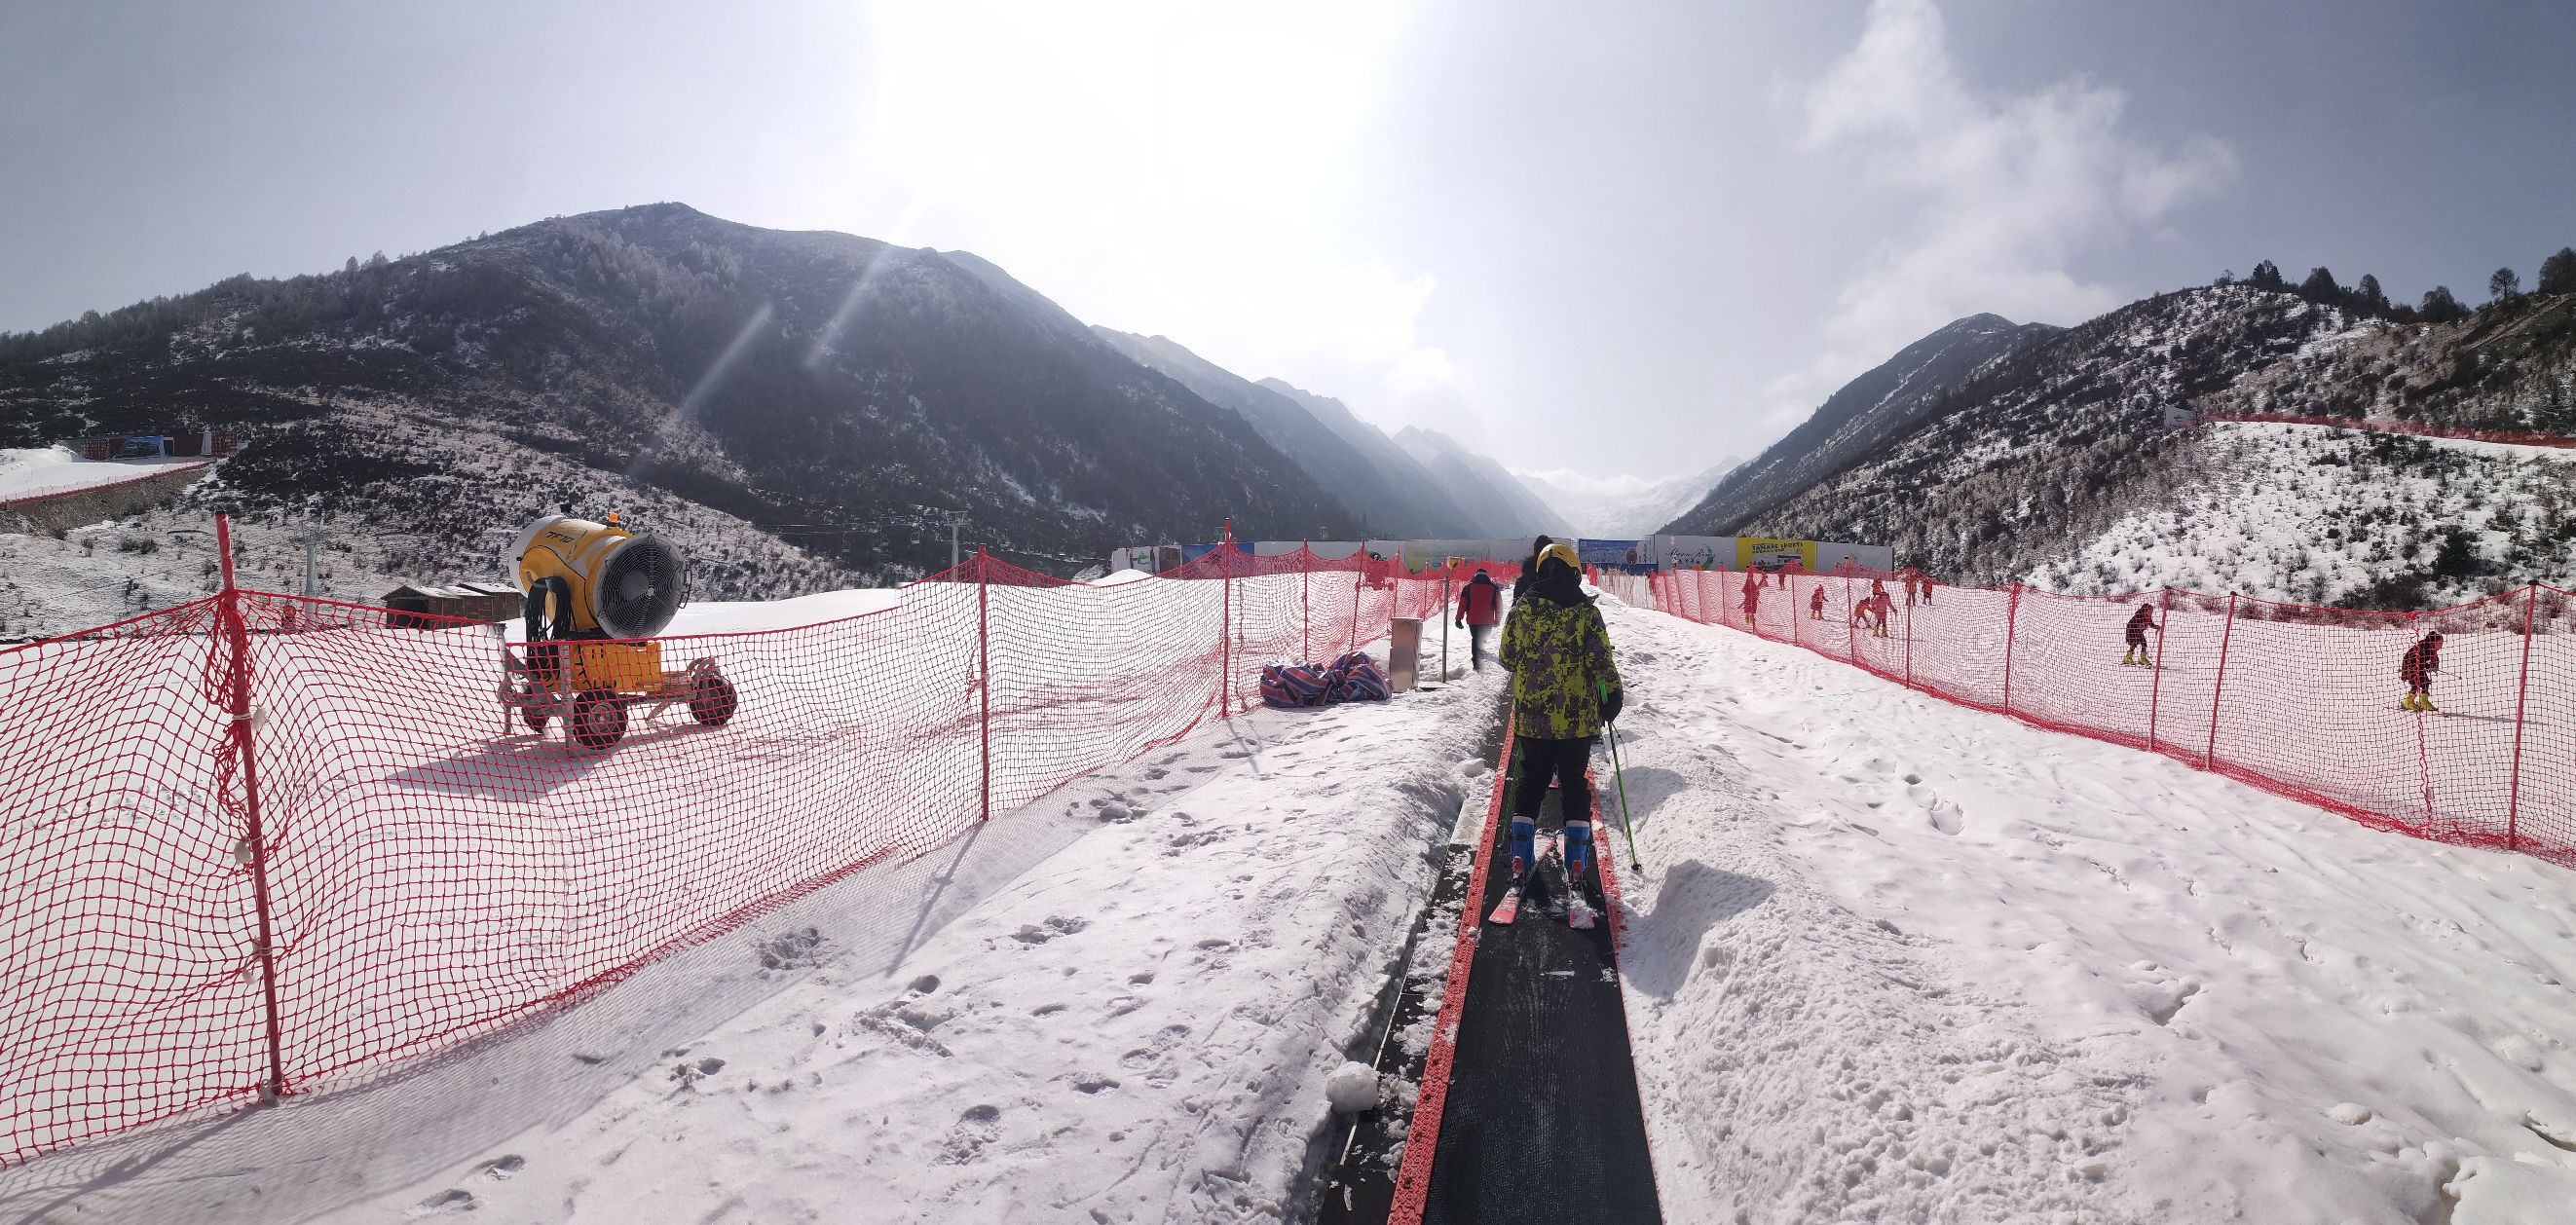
[0,799,1101,1225]
[1619,860,1775,1000]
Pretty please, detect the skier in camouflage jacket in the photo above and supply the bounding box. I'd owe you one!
[1498,542,1624,883]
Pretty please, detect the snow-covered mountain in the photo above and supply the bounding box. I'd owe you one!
[1720,283,2576,606]
[1514,462,1738,538]
[1391,425,1572,538]
[1093,331,1483,538]
[1662,313,2056,537]
[0,204,1358,612]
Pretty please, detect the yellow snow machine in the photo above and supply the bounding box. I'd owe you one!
[500,512,737,750]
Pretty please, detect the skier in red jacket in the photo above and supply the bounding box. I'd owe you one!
[2122,603,2158,666]
[1740,571,1761,622]
[1810,585,1827,620]
[2401,632,2444,712]
[1453,568,1503,670]
[1869,585,1895,638]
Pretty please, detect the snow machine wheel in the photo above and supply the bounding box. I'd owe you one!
[688,673,738,726]
[521,705,550,733]
[570,689,628,751]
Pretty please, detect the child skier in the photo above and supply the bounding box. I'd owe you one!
[2400,631,2444,712]
[1740,571,1761,622]
[1869,584,1895,638]
[2122,603,2158,666]
[1499,543,1624,893]
[1810,585,1827,620]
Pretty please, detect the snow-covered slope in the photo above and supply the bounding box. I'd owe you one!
[1700,286,2576,604]
[1607,601,2576,1224]
[2035,421,2576,608]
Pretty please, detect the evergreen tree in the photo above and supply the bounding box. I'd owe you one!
[2489,266,2521,303]
[2539,246,2576,295]
[2420,285,2468,322]
[2298,267,2342,301]
[2248,260,2285,290]
[2355,274,2388,314]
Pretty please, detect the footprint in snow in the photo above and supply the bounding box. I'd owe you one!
[476,1155,525,1181]
[939,1104,1003,1165]
[409,1189,477,1217]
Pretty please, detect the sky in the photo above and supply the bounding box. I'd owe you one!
[4,0,2573,487]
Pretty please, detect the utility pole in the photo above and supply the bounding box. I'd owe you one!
[296,511,324,598]
[952,516,962,571]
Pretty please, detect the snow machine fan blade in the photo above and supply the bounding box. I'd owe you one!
[590,534,686,639]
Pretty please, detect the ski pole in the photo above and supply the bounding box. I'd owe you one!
[1600,679,1641,872]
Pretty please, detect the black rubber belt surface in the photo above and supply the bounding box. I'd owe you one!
[1421,749,1663,1225]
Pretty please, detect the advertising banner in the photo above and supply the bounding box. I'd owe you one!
[1736,538,1816,572]
[1653,535,1728,571]
[1576,538,1647,568]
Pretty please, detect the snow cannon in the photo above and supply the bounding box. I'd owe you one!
[499,513,736,751]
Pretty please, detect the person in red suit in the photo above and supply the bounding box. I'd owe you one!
[1453,568,1503,670]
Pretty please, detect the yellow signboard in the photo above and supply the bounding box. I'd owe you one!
[1736,538,1816,572]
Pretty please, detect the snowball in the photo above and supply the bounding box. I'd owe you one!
[2327,1102,2373,1126]
[1325,1060,1381,1114]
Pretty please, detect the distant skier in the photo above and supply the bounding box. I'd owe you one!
[2401,631,2445,712]
[1904,572,1923,606]
[1740,571,1761,622]
[1500,542,1624,894]
[1454,568,1503,670]
[1870,585,1895,637]
[2122,603,2158,666]
[1810,586,1827,620]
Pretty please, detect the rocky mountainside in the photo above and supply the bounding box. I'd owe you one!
[1720,284,2576,607]
[1393,425,1572,539]
[1092,330,1481,538]
[0,204,1356,601]
[1662,314,2056,536]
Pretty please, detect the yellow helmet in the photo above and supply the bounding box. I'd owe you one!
[1537,541,1582,572]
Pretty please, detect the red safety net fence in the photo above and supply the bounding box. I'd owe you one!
[1600,565,2576,870]
[0,523,1507,1165]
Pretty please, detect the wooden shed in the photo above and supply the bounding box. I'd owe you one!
[384,581,523,628]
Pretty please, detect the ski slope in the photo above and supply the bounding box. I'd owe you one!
[1604,600,2576,1223]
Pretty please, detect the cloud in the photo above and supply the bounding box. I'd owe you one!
[1759,0,2233,432]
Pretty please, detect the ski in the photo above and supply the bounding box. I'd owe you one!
[1487,830,1558,926]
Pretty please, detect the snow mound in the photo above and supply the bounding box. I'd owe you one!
[1325,1060,1382,1115]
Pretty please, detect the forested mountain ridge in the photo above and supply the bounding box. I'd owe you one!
[0,203,1356,598]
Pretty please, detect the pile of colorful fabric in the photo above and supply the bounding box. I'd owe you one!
[1257,650,1392,709]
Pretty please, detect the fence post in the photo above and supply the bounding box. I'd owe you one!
[1903,580,1914,687]
[2002,582,2023,714]
[212,514,288,1104]
[2205,593,2238,769]
[1219,522,1233,715]
[978,548,991,822]
[1302,541,1312,664]
[2147,587,2172,753]
[2508,584,2538,850]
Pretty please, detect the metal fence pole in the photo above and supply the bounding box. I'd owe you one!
[1219,524,1233,715]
